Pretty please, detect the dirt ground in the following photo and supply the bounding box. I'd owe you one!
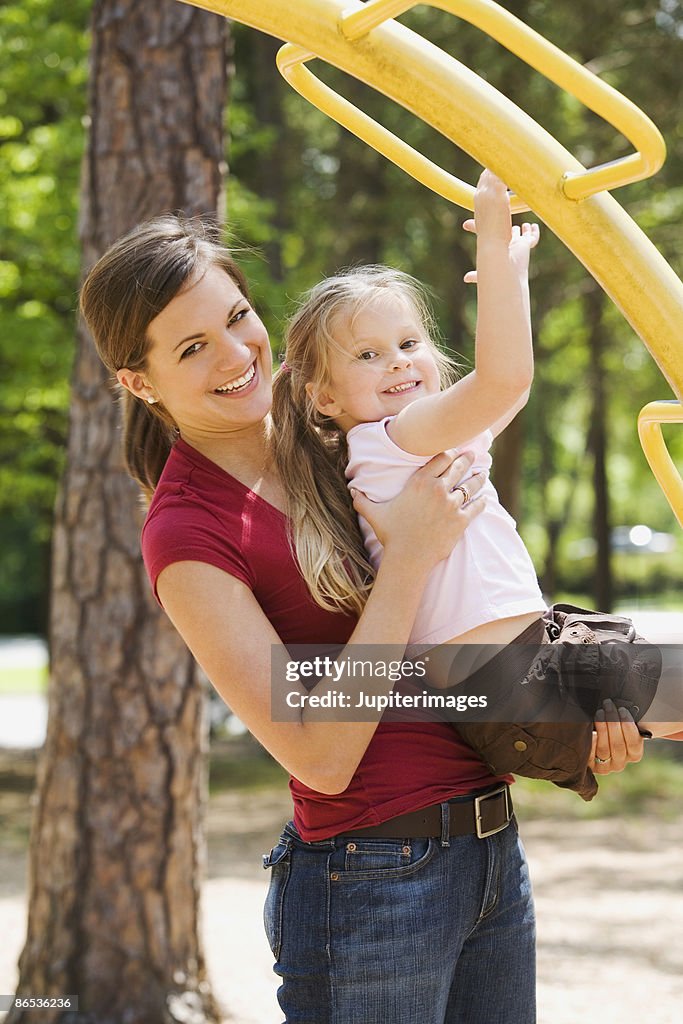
[1,755,682,1024]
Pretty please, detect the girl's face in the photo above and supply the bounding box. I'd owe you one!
[309,293,441,432]
[119,265,273,441]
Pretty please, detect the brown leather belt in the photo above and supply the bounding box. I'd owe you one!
[343,784,512,840]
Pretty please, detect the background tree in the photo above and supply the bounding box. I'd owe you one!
[0,0,89,634]
[8,2,230,1021]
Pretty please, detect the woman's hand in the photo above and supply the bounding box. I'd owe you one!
[352,450,486,570]
[591,701,645,774]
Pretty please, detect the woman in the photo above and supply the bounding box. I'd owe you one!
[80,215,643,1024]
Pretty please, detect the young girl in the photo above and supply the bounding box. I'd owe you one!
[274,169,682,750]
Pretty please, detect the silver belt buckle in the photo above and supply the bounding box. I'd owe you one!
[475,784,511,839]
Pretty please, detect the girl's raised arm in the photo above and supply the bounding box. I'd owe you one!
[388,170,539,457]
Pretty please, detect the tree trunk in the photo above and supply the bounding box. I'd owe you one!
[535,336,584,602]
[241,31,288,282]
[334,78,388,267]
[585,285,613,611]
[10,3,229,1022]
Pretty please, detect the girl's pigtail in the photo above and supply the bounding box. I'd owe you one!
[274,265,450,618]
[271,366,374,617]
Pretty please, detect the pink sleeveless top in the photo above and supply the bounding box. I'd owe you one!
[346,419,546,648]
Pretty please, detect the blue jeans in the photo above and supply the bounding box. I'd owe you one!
[262,803,536,1024]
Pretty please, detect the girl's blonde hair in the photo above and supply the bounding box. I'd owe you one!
[272,265,459,617]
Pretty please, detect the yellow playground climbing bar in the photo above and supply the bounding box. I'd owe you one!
[181,0,683,524]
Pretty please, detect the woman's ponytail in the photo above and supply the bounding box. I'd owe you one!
[120,393,177,502]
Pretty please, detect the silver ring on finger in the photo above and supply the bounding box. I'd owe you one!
[594,754,612,764]
[450,483,471,505]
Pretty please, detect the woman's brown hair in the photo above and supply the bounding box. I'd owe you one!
[79,216,251,499]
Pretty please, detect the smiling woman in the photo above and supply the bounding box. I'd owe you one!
[79,220,273,499]
[118,265,273,462]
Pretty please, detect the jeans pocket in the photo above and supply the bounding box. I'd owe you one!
[262,840,292,960]
[331,837,436,881]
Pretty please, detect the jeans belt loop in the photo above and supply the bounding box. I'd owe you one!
[440,802,451,848]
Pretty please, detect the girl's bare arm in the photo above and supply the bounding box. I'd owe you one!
[388,171,538,456]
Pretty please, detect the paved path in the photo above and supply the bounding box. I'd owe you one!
[0,696,47,749]
[0,637,47,666]
[623,608,682,643]
[0,638,48,750]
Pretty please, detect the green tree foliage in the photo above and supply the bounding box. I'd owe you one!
[0,0,90,631]
[227,1,683,602]
[2,0,682,633]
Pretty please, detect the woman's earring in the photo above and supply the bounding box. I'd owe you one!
[146,396,158,405]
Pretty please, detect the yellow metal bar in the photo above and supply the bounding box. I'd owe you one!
[638,403,683,530]
[278,0,666,213]
[179,0,682,523]
[340,0,415,40]
[339,0,666,199]
[276,44,527,213]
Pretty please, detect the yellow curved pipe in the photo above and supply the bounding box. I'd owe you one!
[638,403,683,529]
[180,0,683,522]
[276,43,522,212]
[337,0,666,201]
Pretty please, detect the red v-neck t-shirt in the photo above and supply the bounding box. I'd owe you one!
[141,437,506,841]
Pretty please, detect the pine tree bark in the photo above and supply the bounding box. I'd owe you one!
[10,3,230,1022]
[240,31,288,282]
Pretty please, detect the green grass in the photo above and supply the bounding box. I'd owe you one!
[616,593,683,611]
[551,592,683,613]
[209,738,289,793]
[0,665,47,694]
[512,746,683,821]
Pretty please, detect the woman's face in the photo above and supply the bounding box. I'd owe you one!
[133,265,273,440]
